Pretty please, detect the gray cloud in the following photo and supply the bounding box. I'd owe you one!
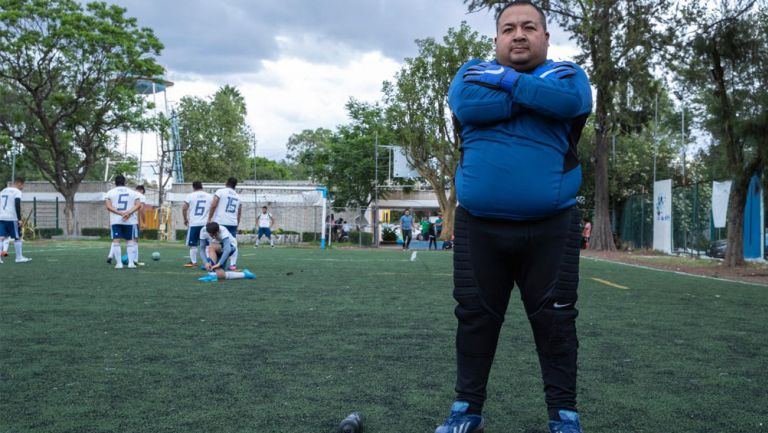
[104,0,575,75]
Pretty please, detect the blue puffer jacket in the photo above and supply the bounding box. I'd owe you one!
[448,59,593,220]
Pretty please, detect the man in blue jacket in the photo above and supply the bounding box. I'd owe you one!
[435,2,592,433]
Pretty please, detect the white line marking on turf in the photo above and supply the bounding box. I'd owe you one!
[583,256,768,288]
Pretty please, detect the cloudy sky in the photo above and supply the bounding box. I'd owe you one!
[107,1,579,164]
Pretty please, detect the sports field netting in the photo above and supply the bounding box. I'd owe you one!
[1,241,766,432]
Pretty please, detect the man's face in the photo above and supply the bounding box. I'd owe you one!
[16,182,25,190]
[495,4,549,72]
[405,211,410,216]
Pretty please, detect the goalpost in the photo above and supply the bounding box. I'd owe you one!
[195,184,330,249]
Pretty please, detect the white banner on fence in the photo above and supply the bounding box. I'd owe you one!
[653,179,673,254]
[712,180,732,228]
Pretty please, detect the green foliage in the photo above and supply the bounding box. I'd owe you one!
[141,229,159,240]
[175,229,187,242]
[248,157,296,181]
[381,226,397,242]
[36,228,62,239]
[81,227,111,237]
[287,100,396,208]
[383,22,492,237]
[177,85,254,182]
[0,0,164,234]
[349,231,373,246]
[301,232,321,242]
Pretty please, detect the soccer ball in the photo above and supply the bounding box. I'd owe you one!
[121,254,129,265]
[151,252,160,261]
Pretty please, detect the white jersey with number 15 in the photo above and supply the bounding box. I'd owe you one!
[212,188,240,226]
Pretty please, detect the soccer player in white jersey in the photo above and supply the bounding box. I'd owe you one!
[209,177,241,271]
[0,177,31,263]
[104,175,141,269]
[197,222,254,282]
[255,206,275,248]
[132,185,147,266]
[182,181,212,267]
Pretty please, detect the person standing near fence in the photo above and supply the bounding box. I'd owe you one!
[183,181,213,267]
[436,1,592,433]
[105,175,141,269]
[209,177,241,270]
[581,218,591,249]
[0,177,31,264]
[255,206,275,248]
[399,209,414,250]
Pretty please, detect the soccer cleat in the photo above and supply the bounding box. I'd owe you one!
[107,256,112,264]
[115,263,123,269]
[243,269,256,279]
[127,263,137,269]
[184,262,196,268]
[1,251,8,257]
[15,257,31,263]
[198,274,218,282]
[136,262,146,267]
[228,265,237,271]
[548,410,582,433]
[435,401,484,433]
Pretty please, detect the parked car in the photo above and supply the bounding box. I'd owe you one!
[709,239,727,258]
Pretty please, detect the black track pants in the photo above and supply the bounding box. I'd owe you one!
[452,206,581,415]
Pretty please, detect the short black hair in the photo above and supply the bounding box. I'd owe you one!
[206,222,220,235]
[14,177,24,184]
[495,0,547,32]
[135,185,145,193]
[192,181,203,190]
[226,177,237,188]
[262,206,267,210]
[115,175,126,186]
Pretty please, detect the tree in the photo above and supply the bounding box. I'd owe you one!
[464,0,677,250]
[383,22,493,239]
[248,156,296,180]
[0,0,164,234]
[678,0,766,266]
[286,99,394,209]
[177,85,254,182]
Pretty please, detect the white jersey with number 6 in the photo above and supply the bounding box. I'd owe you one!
[185,191,213,226]
[105,187,139,226]
[212,188,240,226]
[0,187,22,221]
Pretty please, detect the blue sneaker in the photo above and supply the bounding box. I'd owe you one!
[198,274,218,282]
[435,401,484,433]
[243,269,256,279]
[548,410,582,433]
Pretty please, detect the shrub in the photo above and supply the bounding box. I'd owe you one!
[302,232,321,242]
[349,231,373,246]
[381,227,397,242]
[141,229,159,240]
[176,229,187,241]
[37,228,64,239]
[81,227,110,238]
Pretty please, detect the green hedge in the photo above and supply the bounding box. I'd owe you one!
[37,228,63,239]
[81,227,110,238]
[349,231,373,246]
[141,229,159,240]
[302,232,321,242]
[381,227,398,242]
[176,229,187,241]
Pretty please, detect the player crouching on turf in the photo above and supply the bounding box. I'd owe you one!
[198,222,255,282]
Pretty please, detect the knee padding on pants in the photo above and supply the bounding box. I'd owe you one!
[455,294,504,357]
[528,300,579,357]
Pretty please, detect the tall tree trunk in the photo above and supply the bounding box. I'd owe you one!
[435,184,457,241]
[62,190,76,236]
[724,176,748,267]
[588,0,616,251]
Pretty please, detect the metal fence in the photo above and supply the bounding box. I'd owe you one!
[619,182,715,253]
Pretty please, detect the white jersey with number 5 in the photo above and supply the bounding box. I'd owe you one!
[212,188,240,226]
[185,191,213,226]
[105,187,139,226]
[0,187,22,221]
